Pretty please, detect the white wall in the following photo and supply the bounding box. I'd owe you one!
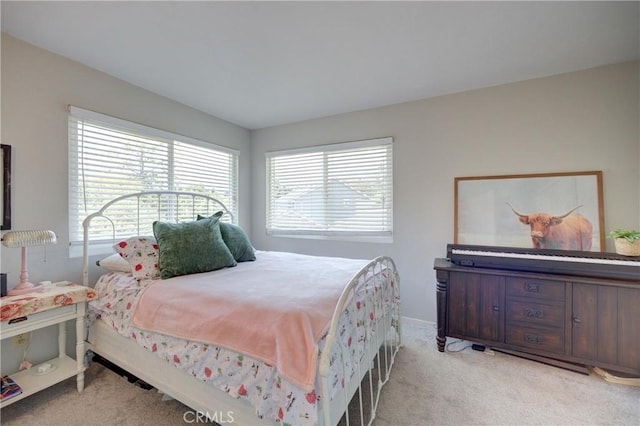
[251,61,640,323]
[0,34,251,372]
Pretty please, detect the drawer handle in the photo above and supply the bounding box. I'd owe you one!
[8,316,28,324]
[525,283,540,293]
[524,333,544,344]
[525,308,544,319]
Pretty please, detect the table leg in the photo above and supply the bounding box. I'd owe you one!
[76,302,86,392]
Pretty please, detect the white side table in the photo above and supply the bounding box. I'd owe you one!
[0,282,97,407]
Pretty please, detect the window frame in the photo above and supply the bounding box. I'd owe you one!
[265,137,393,242]
[68,106,239,257]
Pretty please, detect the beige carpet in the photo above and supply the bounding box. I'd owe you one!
[2,321,638,425]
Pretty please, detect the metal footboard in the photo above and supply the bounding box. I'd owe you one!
[319,256,402,426]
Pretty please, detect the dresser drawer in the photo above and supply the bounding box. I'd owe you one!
[506,300,564,328]
[506,325,565,354]
[506,278,564,302]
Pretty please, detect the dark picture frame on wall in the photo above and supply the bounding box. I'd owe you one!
[1,144,11,230]
[454,171,604,251]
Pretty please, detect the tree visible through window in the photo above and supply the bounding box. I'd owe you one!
[68,106,238,253]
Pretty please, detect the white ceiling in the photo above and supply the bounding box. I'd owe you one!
[2,1,639,130]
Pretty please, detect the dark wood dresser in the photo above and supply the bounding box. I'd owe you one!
[434,245,640,376]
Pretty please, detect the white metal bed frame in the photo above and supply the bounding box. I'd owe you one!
[82,191,401,426]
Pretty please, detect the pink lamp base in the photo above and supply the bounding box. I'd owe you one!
[7,282,42,296]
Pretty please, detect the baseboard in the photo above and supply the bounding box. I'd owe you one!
[401,316,435,329]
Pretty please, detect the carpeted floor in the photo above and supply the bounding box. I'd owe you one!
[2,321,638,425]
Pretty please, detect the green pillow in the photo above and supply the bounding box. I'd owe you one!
[197,213,256,262]
[219,222,256,262]
[153,217,237,279]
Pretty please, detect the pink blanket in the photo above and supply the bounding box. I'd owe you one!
[132,251,368,391]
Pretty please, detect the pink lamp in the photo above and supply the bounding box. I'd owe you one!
[2,229,57,295]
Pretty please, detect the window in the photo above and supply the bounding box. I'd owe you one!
[266,137,392,241]
[68,106,238,255]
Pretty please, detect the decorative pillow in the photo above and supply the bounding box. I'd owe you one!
[113,236,159,279]
[153,217,236,279]
[220,222,256,262]
[197,213,256,262]
[97,253,132,273]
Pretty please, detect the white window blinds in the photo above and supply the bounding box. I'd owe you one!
[266,137,393,240]
[68,106,239,250]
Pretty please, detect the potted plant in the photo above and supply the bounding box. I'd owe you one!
[608,228,640,256]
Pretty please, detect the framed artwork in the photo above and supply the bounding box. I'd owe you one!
[1,144,11,230]
[455,171,604,251]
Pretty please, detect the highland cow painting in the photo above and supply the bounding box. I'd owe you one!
[455,171,604,251]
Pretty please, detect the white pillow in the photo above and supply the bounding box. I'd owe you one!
[97,253,132,273]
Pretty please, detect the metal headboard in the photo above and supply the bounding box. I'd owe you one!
[82,191,234,286]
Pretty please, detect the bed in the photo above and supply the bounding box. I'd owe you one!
[81,191,401,426]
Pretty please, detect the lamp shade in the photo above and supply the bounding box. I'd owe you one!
[2,230,57,248]
[2,229,58,296]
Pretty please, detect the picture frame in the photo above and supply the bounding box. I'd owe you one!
[1,144,11,230]
[454,171,604,251]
